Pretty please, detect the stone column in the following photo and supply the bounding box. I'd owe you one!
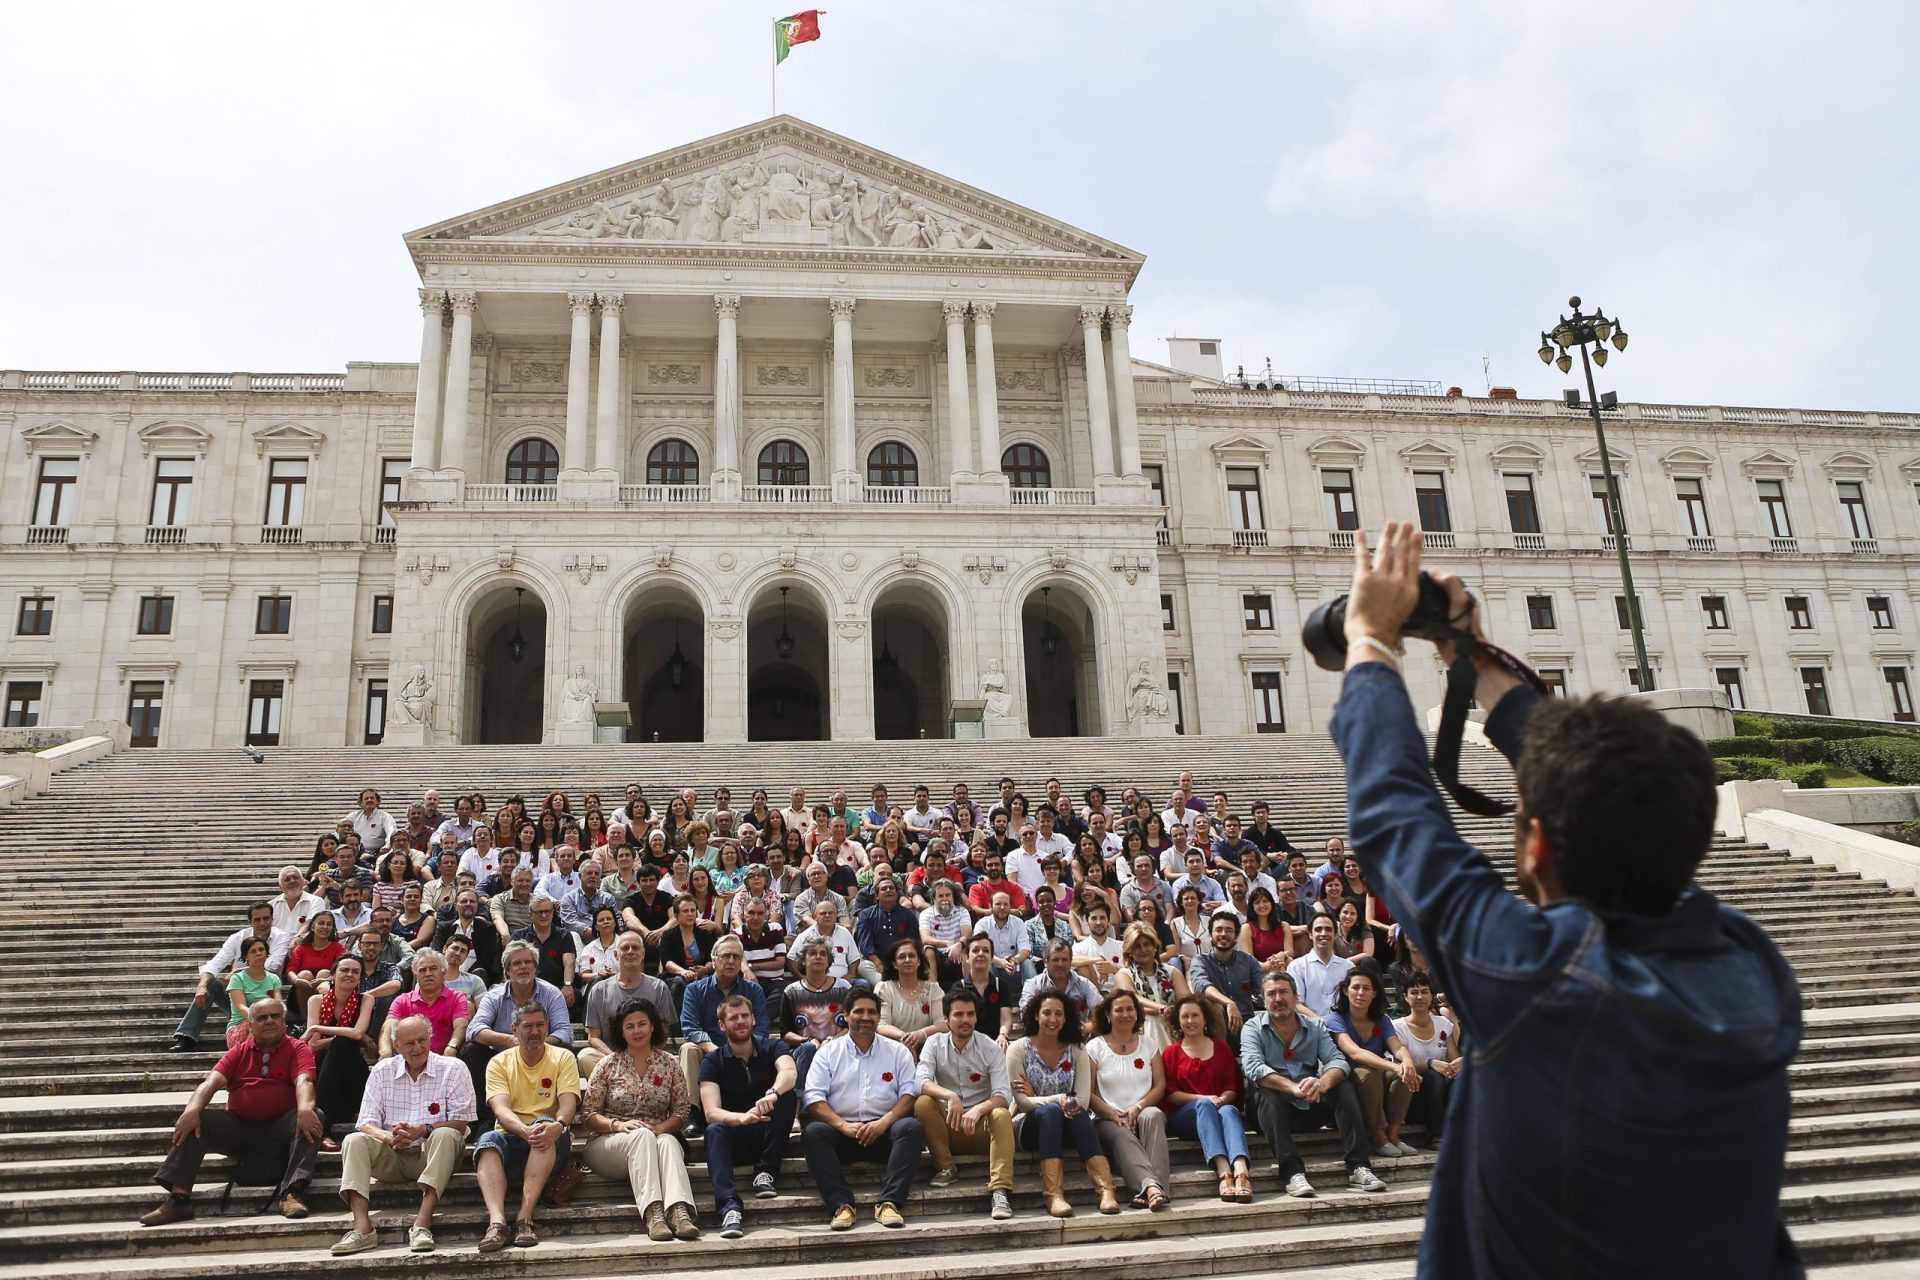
[1106,303,1142,477]
[972,302,1002,474]
[944,301,974,477]
[409,289,445,472]
[1079,304,1115,481]
[713,294,743,499]
[829,296,858,500]
[563,291,595,476]
[593,294,623,477]
[439,291,477,477]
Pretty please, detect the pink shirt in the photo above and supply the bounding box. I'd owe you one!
[387,986,470,1054]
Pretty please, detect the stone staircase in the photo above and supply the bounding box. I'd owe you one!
[0,736,1913,1278]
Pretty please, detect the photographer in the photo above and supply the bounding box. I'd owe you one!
[1330,523,1801,1279]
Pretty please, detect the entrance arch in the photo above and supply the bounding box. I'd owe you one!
[746,581,830,741]
[621,581,705,742]
[465,582,548,743]
[871,580,950,739]
[1021,583,1102,738]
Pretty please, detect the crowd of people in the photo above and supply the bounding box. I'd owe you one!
[144,774,1456,1254]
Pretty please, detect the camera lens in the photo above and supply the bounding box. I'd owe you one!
[1301,597,1350,671]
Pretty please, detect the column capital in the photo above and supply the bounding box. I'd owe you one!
[567,291,597,316]
[418,288,445,315]
[828,295,857,320]
[943,299,972,325]
[971,300,997,324]
[714,294,742,319]
[1107,303,1133,330]
[446,290,479,315]
[1078,303,1107,330]
[597,293,624,319]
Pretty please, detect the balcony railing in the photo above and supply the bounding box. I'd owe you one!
[620,484,711,505]
[1231,529,1270,549]
[1156,526,1172,547]
[1686,535,1718,552]
[1852,537,1881,554]
[25,525,68,545]
[1329,530,1355,550]
[259,524,303,545]
[1601,534,1632,552]
[464,484,557,503]
[1511,532,1545,550]
[742,484,831,504]
[863,485,952,505]
[145,525,186,545]
[373,525,397,545]
[1010,487,1096,507]
[1768,536,1801,555]
[1424,531,1458,550]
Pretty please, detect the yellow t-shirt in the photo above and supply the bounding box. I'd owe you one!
[485,1044,580,1126]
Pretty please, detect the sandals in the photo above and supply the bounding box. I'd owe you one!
[1217,1174,1235,1202]
[1144,1184,1170,1212]
[1233,1170,1254,1202]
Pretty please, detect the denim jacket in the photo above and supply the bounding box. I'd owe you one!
[1331,663,1803,1279]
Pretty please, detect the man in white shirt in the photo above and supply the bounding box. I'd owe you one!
[1004,825,1046,898]
[1285,915,1355,1019]
[610,782,646,829]
[801,988,923,1229]
[1160,789,1196,836]
[781,787,812,839]
[271,866,328,938]
[970,893,1032,980]
[535,845,582,903]
[814,816,867,875]
[1070,902,1124,992]
[1159,823,1196,879]
[788,900,872,986]
[1087,811,1126,878]
[432,796,479,850]
[168,903,290,1050]
[347,790,396,859]
[455,829,498,885]
[903,785,941,843]
[913,987,1014,1219]
[1031,809,1073,862]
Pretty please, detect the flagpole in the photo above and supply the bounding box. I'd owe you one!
[771,27,777,117]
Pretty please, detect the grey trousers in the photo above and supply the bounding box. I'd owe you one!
[1094,1106,1171,1195]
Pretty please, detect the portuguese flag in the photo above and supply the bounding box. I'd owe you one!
[774,10,824,64]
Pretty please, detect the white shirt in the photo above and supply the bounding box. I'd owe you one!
[536,869,581,901]
[904,805,940,834]
[916,1030,1011,1109]
[781,806,813,837]
[1160,844,1196,878]
[1004,849,1045,896]
[971,914,1028,961]
[789,924,860,979]
[433,817,478,847]
[1286,950,1355,1019]
[1032,832,1074,861]
[1072,934,1124,990]
[457,848,500,882]
[803,1033,917,1121]
[272,892,328,939]
[1393,1014,1457,1070]
[201,926,292,978]
[348,808,395,853]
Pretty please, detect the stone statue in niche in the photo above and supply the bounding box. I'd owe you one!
[981,660,1013,719]
[1127,662,1170,723]
[394,666,434,726]
[560,665,597,725]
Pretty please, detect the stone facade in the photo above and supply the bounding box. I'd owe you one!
[4,117,1919,746]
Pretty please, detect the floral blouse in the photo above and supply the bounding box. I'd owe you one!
[583,1046,689,1128]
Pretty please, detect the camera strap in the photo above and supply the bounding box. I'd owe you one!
[1432,636,1550,817]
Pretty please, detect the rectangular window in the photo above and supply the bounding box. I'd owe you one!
[1250,672,1285,734]
[1756,479,1792,538]
[1503,473,1541,534]
[246,679,285,746]
[127,680,164,748]
[1614,594,1643,631]
[1887,667,1915,723]
[1225,467,1264,531]
[371,595,394,635]
[255,594,292,635]
[1526,595,1556,630]
[1158,593,1177,632]
[1715,667,1747,710]
[263,458,308,527]
[1242,593,1274,631]
[16,596,53,637]
[1869,596,1895,630]
[1412,471,1451,533]
[1322,469,1359,531]
[1590,474,1622,534]
[1801,667,1831,717]
[1538,669,1568,698]
[136,595,175,636]
[1702,595,1730,630]
[32,457,79,526]
[1837,480,1872,539]
[150,458,194,527]
[1167,671,1186,735]
[3,681,43,728]
[379,458,407,527]
[364,678,389,745]
[1626,667,1650,692]
[1676,477,1711,537]
[1785,595,1812,630]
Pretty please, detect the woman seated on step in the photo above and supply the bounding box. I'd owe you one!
[1007,990,1121,1217]
[582,997,700,1242]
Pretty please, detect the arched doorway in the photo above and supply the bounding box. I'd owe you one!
[466,582,548,744]
[746,582,830,741]
[872,580,950,739]
[621,581,704,742]
[1021,583,1101,737]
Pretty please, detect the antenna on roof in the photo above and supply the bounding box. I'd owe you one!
[1482,351,1493,395]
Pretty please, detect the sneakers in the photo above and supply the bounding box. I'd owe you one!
[541,1161,588,1209]
[408,1226,435,1253]
[138,1197,194,1227]
[477,1221,512,1253]
[1372,1141,1402,1159]
[1349,1167,1388,1193]
[752,1171,778,1199]
[330,1228,379,1256]
[720,1208,745,1239]
[990,1189,1014,1220]
[277,1191,310,1219]
[930,1165,958,1188]
[1284,1173,1317,1199]
[875,1202,905,1228]
[829,1204,856,1231]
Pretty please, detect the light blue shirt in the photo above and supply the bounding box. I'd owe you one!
[802,1032,917,1121]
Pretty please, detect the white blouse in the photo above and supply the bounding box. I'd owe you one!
[1392,1013,1457,1070]
[1085,1035,1156,1112]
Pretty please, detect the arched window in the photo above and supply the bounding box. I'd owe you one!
[1002,443,1051,489]
[865,442,919,487]
[504,438,559,486]
[646,439,700,485]
[757,440,810,486]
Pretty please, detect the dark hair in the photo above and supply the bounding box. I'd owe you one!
[1166,992,1215,1041]
[882,935,922,980]
[607,997,670,1051]
[1333,968,1386,1023]
[1207,908,1241,932]
[1514,695,1717,916]
[1247,886,1278,926]
[944,985,980,1016]
[846,988,883,1015]
[1019,990,1085,1043]
[241,936,271,962]
[1402,971,1433,996]
[1092,988,1144,1038]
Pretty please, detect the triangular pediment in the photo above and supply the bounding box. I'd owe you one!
[1740,448,1796,479]
[408,116,1141,269]
[1397,438,1458,470]
[1209,434,1272,458]
[1659,446,1715,476]
[19,421,98,457]
[251,422,327,457]
[138,421,215,458]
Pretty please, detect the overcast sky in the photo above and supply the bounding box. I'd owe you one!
[4,1,1913,410]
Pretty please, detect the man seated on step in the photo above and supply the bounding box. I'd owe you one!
[535,843,584,903]
[168,902,290,1051]
[512,895,577,1004]
[1019,939,1102,1035]
[1191,910,1265,1048]
[380,948,470,1058]
[460,940,573,1099]
[449,827,491,886]
[271,866,328,940]
[801,987,924,1232]
[578,931,674,1077]
[490,865,538,945]
[472,1000,580,1253]
[1169,847,1228,909]
[785,860,849,937]
[330,883,373,939]
[971,890,1033,982]
[141,998,323,1225]
[1286,914,1355,1019]
[419,846,464,913]
[1118,853,1172,923]
[435,884,500,981]
[432,793,479,851]
[789,898,875,988]
[681,936,772,1118]
[331,1014,477,1255]
[700,993,800,1239]
[558,859,620,941]
[913,985,1016,1220]
[1240,971,1385,1198]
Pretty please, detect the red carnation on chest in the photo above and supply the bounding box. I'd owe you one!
[427,1102,440,1115]
[652,1075,663,1086]
[921,1003,931,1015]
[1283,1048,1294,1060]
[969,1072,982,1082]
[540,1077,553,1088]
[827,1003,840,1014]
[881,1072,894,1082]
[1133,1058,1145,1070]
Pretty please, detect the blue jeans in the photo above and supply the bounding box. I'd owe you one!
[1168,1098,1248,1165]
[1015,1101,1101,1161]
[173,982,229,1044]
[704,1091,797,1215]
[473,1124,572,1182]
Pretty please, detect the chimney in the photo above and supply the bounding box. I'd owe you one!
[1446,386,1463,398]
[1489,386,1517,400]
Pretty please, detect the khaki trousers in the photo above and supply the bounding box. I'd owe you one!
[1350,1064,1412,1135]
[337,1127,463,1202]
[583,1129,695,1213]
[914,1095,1014,1192]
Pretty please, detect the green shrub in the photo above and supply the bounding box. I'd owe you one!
[1713,755,1786,782]
[1827,735,1920,784]
[1779,763,1828,788]
[1732,713,1774,737]
[1706,736,1774,758]
[1767,720,1893,742]
[1774,737,1827,764]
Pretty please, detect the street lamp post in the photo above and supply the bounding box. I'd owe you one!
[1538,296,1652,693]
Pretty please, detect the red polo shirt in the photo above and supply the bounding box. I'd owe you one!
[213,1035,316,1121]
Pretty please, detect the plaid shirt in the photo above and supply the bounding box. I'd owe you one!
[355,1051,478,1138]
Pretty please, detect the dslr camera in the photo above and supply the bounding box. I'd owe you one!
[1301,572,1470,671]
